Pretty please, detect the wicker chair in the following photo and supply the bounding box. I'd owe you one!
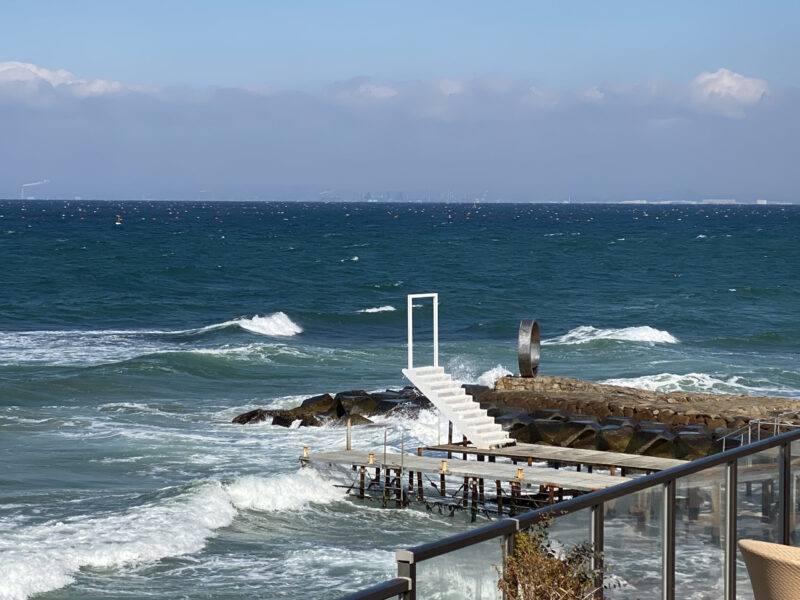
[739,539,800,600]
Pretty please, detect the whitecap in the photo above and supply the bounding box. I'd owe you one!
[544,325,678,345]
[356,306,396,314]
[229,313,303,337]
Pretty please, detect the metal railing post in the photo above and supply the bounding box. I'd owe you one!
[397,557,416,600]
[591,502,605,599]
[780,440,792,545]
[725,459,738,600]
[662,481,675,600]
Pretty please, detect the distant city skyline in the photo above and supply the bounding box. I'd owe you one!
[1,1,798,202]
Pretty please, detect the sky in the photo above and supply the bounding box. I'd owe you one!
[1,1,798,202]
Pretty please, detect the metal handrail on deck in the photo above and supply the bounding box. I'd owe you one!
[342,427,800,600]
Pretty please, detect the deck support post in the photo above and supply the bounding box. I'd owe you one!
[496,480,503,515]
[359,466,365,499]
[395,469,402,508]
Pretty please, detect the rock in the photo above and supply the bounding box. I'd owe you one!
[677,429,714,459]
[598,425,636,453]
[560,419,601,449]
[338,394,382,415]
[532,419,566,445]
[300,393,336,412]
[495,412,534,430]
[627,429,679,458]
[232,408,269,425]
[271,411,295,427]
[531,408,570,421]
[602,417,639,429]
[333,414,374,426]
[509,422,543,444]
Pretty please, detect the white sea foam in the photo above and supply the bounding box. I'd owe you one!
[356,305,396,313]
[225,471,344,512]
[602,372,752,394]
[0,471,345,600]
[545,325,679,345]
[0,482,236,600]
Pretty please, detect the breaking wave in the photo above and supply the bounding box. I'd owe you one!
[196,312,302,337]
[0,471,344,600]
[545,325,679,345]
[0,313,302,366]
[602,372,760,395]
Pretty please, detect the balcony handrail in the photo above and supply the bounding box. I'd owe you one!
[397,427,800,564]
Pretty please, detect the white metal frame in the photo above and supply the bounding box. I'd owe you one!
[406,293,438,369]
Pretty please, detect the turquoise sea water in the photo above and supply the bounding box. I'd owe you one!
[0,201,798,599]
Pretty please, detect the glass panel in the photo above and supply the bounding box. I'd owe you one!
[674,465,726,600]
[737,446,781,600]
[546,507,592,556]
[416,536,505,600]
[791,440,800,545]
[603,484,663,600]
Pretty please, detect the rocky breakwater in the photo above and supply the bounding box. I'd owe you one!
[473,376,800,459]
[232,386,432,427]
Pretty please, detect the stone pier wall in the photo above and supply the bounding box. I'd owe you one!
[487,376,800,430]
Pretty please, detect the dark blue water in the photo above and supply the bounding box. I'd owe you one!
[1,201,798,599]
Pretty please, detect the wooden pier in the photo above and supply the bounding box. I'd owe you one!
[300,447,636,518]
[422,442,687,475]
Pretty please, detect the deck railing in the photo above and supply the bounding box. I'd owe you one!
[341,427,800,600]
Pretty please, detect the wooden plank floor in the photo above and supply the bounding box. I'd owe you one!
[424,443,687,473]
[301,450,632,492]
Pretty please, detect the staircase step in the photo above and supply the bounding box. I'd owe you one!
[404,365,506,451]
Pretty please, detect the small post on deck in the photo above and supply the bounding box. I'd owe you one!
[346,417,352,451]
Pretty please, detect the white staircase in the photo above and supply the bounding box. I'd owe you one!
[403,366,512,449]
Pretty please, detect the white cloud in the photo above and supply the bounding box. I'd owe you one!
[0,61,132,98]
[523,85,558,109]
[582,86,605,102]
[356,82,398,99]
[689,68,768,118]
[437,78,465,96]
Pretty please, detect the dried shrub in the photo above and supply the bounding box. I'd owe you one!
[497,520,601,600]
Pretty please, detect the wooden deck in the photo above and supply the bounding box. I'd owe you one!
[424,443,687,474]
[301,449,632,492]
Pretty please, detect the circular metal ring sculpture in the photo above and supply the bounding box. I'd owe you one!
[517,319,541,378]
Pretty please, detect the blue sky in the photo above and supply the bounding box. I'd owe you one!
[1,1,798,201]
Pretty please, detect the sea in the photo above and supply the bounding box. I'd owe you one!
[0,200,798,600]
